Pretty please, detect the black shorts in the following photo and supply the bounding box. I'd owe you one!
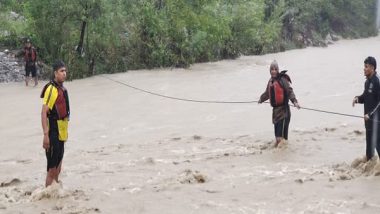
[46,132,65,171]
[25,65,37,77]
[274,116,291,140]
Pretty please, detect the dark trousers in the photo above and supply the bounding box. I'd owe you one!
[365,128,380,160]
[274,116,291,140]
[25,64,37,77]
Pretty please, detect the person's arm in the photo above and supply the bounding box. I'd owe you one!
[357,94,365,103]
[41,104,50,149]
[353,82,367,107]
[282,79,300,109]
[356,90,365,104]
[367,81,380,118]
[41,84,57,149]
[353,93,364,107]
[258,83,269,103]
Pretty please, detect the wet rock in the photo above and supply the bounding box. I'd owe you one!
[324,127,337,132]
[353,130,364,136]
[0,178,21,187]
[325,33,334,45]
[194,174,206,183]
[338,173,352,181]
[204,189,219,194]
[295,177,315,184]
[193,135,202,140]
[143,157,155,165]
[178,169,207,184]
[0,51,24,83]
[331,34,342,41]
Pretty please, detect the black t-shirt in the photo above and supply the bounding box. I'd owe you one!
[358,72,380,129]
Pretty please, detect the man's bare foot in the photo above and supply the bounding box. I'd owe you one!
[274,142,280,148]
[274,139,287,148]
[277,141,288,149]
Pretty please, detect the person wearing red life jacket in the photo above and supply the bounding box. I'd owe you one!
[258,60,300,147]
[23,39,38,86]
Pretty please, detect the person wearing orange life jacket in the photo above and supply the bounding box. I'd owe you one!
[258,60,300,147]
[40,60,70,187]
[23,39,38,86]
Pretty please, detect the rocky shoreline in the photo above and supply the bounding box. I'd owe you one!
[0,50,24,83]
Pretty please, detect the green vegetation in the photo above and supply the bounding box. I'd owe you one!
[0,0,377,79]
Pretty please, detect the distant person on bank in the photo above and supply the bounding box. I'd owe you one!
[22,39,38,86]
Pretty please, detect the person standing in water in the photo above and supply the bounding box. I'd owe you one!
[259,60,300,147]
[40,60,70,187]
[353,56,380,161]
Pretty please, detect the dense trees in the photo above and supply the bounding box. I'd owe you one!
[0,0,377,78]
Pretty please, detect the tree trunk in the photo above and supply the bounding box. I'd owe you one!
[156,0,163,9]
[88,56,95,76]
[76,20,87,56]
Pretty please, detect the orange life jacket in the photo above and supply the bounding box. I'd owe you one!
[268,71,291,107]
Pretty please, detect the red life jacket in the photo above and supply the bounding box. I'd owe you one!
[40,81,70,120]
[55,86,69,119]
[24,47,37,64]
[268,71,291,107]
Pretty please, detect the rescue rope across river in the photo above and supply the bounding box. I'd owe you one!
[101,75,365,120]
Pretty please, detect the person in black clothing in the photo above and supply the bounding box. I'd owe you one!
[353,56,380,161]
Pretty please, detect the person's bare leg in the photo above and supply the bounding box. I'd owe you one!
[34,77,38,86]
[275,137,283,147]
[45,168,57,187]
[25,77,30,86]
[55,162,62,183]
